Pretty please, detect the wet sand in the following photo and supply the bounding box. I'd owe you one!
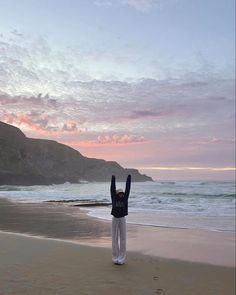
[0,198,234,266]
[0,198,235,294]
[0,198,111,240]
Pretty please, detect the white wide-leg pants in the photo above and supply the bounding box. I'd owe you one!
[112,216,126,264]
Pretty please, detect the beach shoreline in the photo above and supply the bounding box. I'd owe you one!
[0,197,235,267]
[0,197,235,294]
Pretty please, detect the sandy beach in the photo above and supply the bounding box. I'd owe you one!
[0,198,235,295]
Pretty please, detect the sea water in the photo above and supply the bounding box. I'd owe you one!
[0,181,235,232]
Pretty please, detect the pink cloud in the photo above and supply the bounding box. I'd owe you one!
[97,134,145,145]
[191,137,236,146]
[2,112,43,131]
[60,134,146,149]
[60,139,152,164]
[1,113,82,139]
[61,137,146,150]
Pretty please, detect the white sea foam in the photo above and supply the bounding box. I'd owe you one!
[0,181,235,232]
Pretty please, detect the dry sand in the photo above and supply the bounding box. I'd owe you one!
[0,198,235,295]
[0,232,235,295]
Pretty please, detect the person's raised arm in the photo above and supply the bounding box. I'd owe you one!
[124,174,131,199]
[110,175,116,200]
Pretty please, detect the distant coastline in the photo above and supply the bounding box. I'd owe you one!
[0,121,153,185]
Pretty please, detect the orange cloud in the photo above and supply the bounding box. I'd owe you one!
[2,113,82,139]
[2,113,43,131]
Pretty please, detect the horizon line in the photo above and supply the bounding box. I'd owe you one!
[137,166,236,172]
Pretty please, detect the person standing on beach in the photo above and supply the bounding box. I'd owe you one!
[110,174,131,265]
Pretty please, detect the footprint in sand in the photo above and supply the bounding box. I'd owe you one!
[153,275,165,294]
[155,288,165,294]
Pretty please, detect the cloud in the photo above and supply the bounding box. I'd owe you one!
[0,30,235,173]
[2,112,48,132]
[1,76,235,142]
[97,134,145,145]
[0,93,58,108]
[191,137,236,146]
[95,0,160,11]
[1,111,58,132]
[127,109,174,120]
[62,121,79,132]
[122,0,158,11]
[61,134,146,148]
[10,29,24,38]
[1,111,82,137]
[1,30,233,98]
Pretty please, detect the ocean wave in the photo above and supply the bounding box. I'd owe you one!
[0,185,23,191]
[0,181,235,228]
[160,192,235,198]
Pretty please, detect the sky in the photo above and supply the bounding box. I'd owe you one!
[0,0,235,181]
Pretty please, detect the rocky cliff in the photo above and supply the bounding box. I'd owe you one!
[0,122,152,185]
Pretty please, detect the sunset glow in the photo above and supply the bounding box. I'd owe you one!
[138,167,236,171]
[0,0,235,180]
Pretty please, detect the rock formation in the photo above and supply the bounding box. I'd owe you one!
[0,121,153,185]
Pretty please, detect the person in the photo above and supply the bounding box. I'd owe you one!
[110,174,131,265]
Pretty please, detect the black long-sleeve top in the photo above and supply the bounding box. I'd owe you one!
[110,175,131,218]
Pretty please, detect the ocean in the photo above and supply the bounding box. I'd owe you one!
[0,181,235,233]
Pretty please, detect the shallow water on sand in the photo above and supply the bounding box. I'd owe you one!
[0,181,235,232]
